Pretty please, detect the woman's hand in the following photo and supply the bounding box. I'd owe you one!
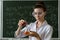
[24,31,41,40]
[15,19,27,36]
[18,19,27,27]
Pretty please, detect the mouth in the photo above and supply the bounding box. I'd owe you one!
[37,17,40,19]
[37,18,40,20]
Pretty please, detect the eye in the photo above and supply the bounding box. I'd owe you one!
[38,12,42,15]
[34,13,37,15]
[32,12,42,15]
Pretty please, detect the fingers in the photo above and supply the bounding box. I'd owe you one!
[18,19,27,27]
[24,31,41,40]
[24,31,37,37]
[29,31,37,36]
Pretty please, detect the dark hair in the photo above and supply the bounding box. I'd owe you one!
[33,1,46,12]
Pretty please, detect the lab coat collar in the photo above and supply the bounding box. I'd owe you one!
[34,20,48,28]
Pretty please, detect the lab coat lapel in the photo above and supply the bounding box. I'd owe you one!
[37,20,48,33]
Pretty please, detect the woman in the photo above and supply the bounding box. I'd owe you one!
[15,1,53,40]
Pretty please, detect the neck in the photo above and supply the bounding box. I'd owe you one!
[36,18,45,28]
[37,18,45,24]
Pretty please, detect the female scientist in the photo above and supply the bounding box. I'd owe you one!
[15,1,53,40]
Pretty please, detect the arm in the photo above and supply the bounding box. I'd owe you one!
[15,26,28,38]
[30,31,41,40]
[43,26,53,40]
[24,31,41,40]
[15,26,22,37]
[14,19,28,38]
[35,33,41,40]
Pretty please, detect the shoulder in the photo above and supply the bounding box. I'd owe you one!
[45,24,53,32]
[42,20,53,31]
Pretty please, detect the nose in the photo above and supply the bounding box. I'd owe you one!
[36,14,40,17]
[36,13,40,16]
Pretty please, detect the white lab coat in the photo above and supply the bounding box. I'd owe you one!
[15,20,53,40]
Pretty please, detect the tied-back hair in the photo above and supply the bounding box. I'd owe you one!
[33,1,47,12]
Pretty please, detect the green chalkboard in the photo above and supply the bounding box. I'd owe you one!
[3,1,58,38]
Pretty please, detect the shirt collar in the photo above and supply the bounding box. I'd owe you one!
[34,20,48,28]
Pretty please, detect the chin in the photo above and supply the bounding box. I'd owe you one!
[36,19,41,21]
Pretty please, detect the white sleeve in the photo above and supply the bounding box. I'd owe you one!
[14,23,32,38]
[43,26,53,40]
[14,27,27,38]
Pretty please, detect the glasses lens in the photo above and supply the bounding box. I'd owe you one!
[32,12,42,16]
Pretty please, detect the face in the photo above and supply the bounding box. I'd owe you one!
[33,8,46,21]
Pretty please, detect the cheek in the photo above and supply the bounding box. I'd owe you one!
[40,15,44,17]
[33,14,45,18]
[34,15,41,19]
[41,13,46,17]
[35,15,43,17]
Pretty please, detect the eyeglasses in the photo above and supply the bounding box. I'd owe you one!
[32,12,42,16]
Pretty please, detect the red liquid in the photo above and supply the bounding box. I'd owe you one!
[24,31,30,35]
[22,22,27,26]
